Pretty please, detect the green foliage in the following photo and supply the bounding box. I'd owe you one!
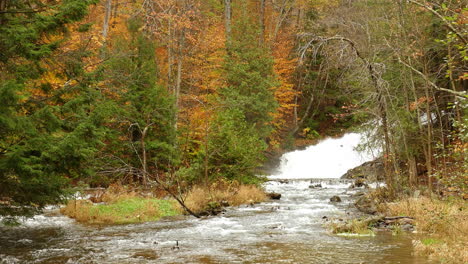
[99,18,177,183]
[207,109,268,183]
[0,0,104,217]
[191,10,279,184]
[421,238,442,246]
[223,13,278,137]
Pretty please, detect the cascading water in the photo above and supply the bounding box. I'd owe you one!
[0,133,430,264]
[271,133,376,179]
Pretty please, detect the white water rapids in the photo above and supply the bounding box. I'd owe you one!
[0,133,429,264]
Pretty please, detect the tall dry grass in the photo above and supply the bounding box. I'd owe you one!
[184,180,267,214]
[385,196,468,263]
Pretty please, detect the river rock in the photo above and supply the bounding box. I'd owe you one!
[330,196,342,203]
[349,178,369,189]
[267,192,282,200]
[309,183,322,189]
[340,157,384,181]
[373,216,415,231]
[354,195,378,214]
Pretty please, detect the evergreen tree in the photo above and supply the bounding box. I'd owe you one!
[0,0,103,217]
[203,6,278,183]
[221,14,278,137]
[101,19,177,185]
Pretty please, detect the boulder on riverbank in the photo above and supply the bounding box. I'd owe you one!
[354,194,378,214]
[341,158,384,181]
[353,187,392,215]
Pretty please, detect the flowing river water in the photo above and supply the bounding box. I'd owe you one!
[1,133,432,264]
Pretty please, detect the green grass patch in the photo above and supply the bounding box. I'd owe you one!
[61,198,182,224]
[421,238,442,246]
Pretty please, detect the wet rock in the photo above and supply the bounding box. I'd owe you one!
[278,180,289,184]
[267,192,282,200]
[309,183,322,189]
[349,178,369,189]
[354,195,378,214]
[373,216,415,231]
[341,157,385,181]
[330,196,342,203]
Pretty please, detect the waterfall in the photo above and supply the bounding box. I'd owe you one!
[270,133,377,179]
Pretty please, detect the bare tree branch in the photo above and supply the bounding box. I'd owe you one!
[407,0,467,44]
[397,58,467,99]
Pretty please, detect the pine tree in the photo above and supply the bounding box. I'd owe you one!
[204,5,278,183]
[101,18,177,185]
[0,0,103,218]
[221,14,278,137]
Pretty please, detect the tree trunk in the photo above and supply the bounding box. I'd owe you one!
[368,63,393,192]
[224,0,231,40]
[0,0,6,24]
[141,126,150,186]
[102,0,112,39]
[259,0,266,45]
[174,54,183,129]
[167,8,174,91]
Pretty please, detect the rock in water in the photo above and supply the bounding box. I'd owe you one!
[309,183,322,189]
[267,192,281,200]
[350,178,369,189]
[330,196,342,203]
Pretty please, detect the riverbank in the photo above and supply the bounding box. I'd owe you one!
[385,196,467,263]
[330,186,468,264]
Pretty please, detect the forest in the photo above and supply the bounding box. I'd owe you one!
[0,0,466,262]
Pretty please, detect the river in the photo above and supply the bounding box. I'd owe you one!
[0,133,431,263]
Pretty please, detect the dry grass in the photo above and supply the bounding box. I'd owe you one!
[329,217,378,236]
[61,198,182,224]
[184,180,267,214]
[61,184,182,224]
[384,196,468,263]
